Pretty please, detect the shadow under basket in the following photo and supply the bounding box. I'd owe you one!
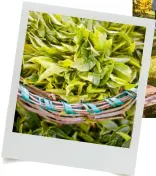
[17,78,137,124]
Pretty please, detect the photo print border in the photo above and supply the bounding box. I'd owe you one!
[2,2,155,176]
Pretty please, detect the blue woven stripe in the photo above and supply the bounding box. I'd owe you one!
[82,103,92,113]
[105,98,116,108]
[38,96,44,109]
[38,97,56,111]
[123,90,136,98]
[21,86,30,102]
[44,99,55,111]
[110,97,124,106]
[87,103,101,113]
[105,97,124,107]
[61,101,75,114]
[49,101,56,111]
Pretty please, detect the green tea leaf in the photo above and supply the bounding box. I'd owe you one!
[78,131,95,143]
[72,55,96,72]
[78,123,90,133]
[79,72,101,86]
[113,63,132,82]
[116,132,131,141]
[99,120,118,131]
[122,139,131,148]
[38,65,66,82]
[89,28,107,51]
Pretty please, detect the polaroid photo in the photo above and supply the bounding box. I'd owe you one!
[2,2,155,176]
[133,0,156,118]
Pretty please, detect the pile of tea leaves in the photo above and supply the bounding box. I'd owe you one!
[21,11,145,103]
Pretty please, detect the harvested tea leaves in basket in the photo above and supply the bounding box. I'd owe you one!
[21,12,145,103]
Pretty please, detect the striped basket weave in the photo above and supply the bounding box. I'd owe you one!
[17,77,137,124]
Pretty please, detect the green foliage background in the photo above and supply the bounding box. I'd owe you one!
[14,101,135,147]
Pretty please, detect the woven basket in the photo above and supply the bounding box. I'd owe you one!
[17,77,137,124]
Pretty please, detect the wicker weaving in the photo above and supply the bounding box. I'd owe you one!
[17,77,137,124]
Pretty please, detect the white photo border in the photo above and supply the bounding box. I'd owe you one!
[1,2,155,175]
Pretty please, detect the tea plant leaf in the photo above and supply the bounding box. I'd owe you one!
[116,132,131,141]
